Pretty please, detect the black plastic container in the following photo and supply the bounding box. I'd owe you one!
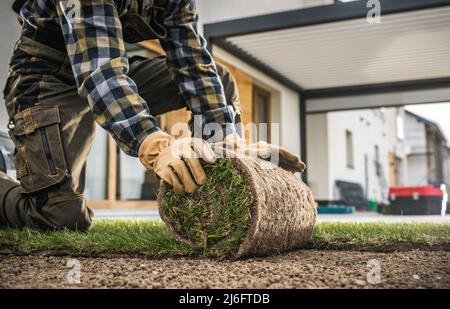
[388,196,442,215]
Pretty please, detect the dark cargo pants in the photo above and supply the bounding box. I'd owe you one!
[0,38,240,231]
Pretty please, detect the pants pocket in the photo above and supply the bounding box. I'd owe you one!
[10,105,68,193]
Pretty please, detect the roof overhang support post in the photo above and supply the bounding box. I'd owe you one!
[206,36,214,54]
[300,91,308,184]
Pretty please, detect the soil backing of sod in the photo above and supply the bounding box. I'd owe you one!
[158,157,317,258]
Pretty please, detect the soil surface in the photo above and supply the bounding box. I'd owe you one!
[1,250,449,289]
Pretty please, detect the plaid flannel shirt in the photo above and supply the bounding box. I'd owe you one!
[17,0,234,156]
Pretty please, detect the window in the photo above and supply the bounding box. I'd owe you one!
[253,87,271,143]
[118,153,159,201]
[85,126,160,208]
[346,130,354,168]
[118,116,165,201]
[85,125,108,200]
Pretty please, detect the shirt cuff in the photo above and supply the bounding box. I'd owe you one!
[189,105,237,143]
[130,126,161,157]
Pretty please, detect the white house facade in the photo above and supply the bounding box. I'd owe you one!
[307,108,408,204]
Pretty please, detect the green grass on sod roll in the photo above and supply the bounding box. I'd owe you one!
[159,159,253,256]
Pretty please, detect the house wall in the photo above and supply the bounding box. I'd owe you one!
[442,148,450,189]
[407,155,428,185]
[383,108,408,186]
[306,113,330,200]
[405,114,428,155]
[404,112,450,188]
[328,110,386,202]
[404,113,428,185]
[308,108,407,202]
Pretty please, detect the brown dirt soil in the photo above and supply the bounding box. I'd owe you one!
[1,250,448,288]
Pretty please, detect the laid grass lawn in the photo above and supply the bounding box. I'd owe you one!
[0,221,449,258]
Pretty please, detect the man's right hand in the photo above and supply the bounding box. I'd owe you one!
[139,131,216,194]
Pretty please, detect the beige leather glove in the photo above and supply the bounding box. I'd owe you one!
[215,132,306,174]
[246,141,306,173]
[139,131,216,194]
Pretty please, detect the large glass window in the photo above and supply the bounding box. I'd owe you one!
[85,125,108,200]
[118,153,159,201]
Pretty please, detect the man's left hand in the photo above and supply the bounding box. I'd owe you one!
[214,133,306,174]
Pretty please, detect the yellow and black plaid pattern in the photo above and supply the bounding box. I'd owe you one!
[11,0,234,156]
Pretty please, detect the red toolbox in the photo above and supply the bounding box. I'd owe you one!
[388,185,443,215]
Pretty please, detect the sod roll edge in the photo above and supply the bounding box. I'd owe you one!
[158,157,317,258]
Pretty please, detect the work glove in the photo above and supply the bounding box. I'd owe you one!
[214,132,306,174]
[139,131,217,194]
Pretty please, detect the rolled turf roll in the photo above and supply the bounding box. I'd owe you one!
[158,157,317,258]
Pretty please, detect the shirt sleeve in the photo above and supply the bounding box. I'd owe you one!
[55,0,159,156]
[160,0,236,142]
